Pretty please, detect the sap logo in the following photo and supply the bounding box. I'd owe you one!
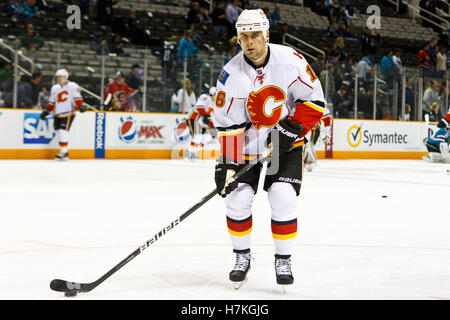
[23,113,55,144]
[0,112,3,117]
[118,116,137,143]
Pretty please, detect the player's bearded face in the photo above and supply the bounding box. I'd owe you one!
[238,31,268,62]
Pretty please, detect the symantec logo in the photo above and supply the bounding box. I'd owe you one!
[347,124,363,148]
[347,123,408,148]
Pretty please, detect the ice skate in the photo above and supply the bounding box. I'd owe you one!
[275,255,294,293]
[54,152,69,161]
[229,249,251,289]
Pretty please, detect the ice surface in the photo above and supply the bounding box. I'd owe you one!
[0,159,449,299]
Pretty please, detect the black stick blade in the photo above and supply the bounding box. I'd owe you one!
[50,279,81,293]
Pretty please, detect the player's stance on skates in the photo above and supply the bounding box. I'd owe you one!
[40,69,87,160]
[304,106,331,171]
[213,9,325,290]
[186,86,217,159]
[423,121,450,163]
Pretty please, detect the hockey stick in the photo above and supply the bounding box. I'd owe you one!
[49,152,271,296]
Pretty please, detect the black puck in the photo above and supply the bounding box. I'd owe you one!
[382,195,387,198]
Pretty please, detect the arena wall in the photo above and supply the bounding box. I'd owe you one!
[0,108,437,160]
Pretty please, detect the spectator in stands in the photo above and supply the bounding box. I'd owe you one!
[426,102,441,122]
[437,45,447,79]
[428,38,438,78]
[126,64,143,91]
[97,0,118,26]
[418,43,431,76]
[423,80,440,115]
[310,55,324,78]
[405,77,415,119]
[2,72,33,108]
[335,4,348,27]
[270,6,282,25]
[125,8,152,46]
[0,62,13,84]
[20,23,43,52]
[333,85,353,118]
[105,71,137,112]
[30,71,43,107]
[23,0,40,19]
[344,4,357,20]
[79,0,91,20]
[162,35,179,86]
[7,0,25,18]
[319,63,335,103]
[357,87,373,119]
[356,52,373,89]
[333,37,346,62]
[326,18,338,38]
[361,27,380,65]
[392,49,404,76]
[380,49,396,86]
[226,0,241,37]
[438,80,447,115]
[270,22,289,45]
[178,29,199,63]
[91,32,109,55]
[187,2,201,25]
[109,33,130,57]
[176,78,196,113]
[224,44,237,65]
[212,1,228,39]
[401,104,412,121]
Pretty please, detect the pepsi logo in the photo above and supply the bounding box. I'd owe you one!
[118,116,137,143]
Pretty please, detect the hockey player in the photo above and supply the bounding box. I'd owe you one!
[424,124,450,163]
[437,106,450,129]
[40,69,86,160]
[186,86,217,159]
[213,9,326,289]
[304,106,332,171]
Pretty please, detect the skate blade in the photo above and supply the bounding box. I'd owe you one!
[279,284,292,294]
[232,277,248,290]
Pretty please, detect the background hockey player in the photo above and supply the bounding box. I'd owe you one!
[304,106,332,171]
[213,9,326,289]
[40,69,86,160]
[186,86,217,159]
[424,121,450,163]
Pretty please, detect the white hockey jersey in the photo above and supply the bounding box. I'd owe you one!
[187,93,214,120]
[47,81,83,117]
[213,43,326,161]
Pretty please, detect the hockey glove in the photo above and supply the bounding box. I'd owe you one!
[437,118,449,129]
[79,103,88,113]
[40,109,49,120]
[202,115,211,127]
[270,118,304,154]
[215,157,240,198]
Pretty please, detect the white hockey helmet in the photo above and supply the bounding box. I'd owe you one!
[235,9,270,40]
[55,68,69,80]
[209,86,217,96]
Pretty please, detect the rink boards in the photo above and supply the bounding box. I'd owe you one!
[0,108,438,159]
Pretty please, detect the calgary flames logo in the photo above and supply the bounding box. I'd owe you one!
[247,86,286,129]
